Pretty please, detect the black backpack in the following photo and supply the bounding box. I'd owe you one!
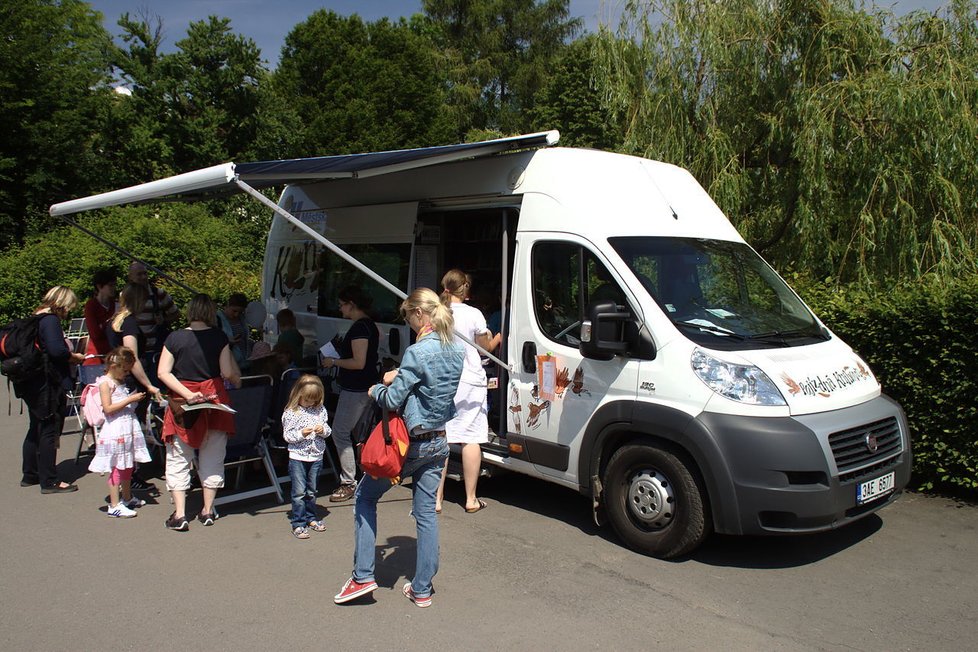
[0,314,48,388]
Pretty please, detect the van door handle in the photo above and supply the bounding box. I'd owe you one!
[522,341,537,373]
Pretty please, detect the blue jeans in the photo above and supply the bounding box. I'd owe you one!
[352,436,449,598]
[289,458,323,529]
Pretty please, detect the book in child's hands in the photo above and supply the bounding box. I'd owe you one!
[182,402,237,414]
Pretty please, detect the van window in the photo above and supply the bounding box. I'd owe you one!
[317,243,411,323]
[532,242,626,346]
[610,237,827,350]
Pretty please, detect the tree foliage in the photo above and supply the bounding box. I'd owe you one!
[0,204,265,325]
[104,13,294,181]
[593,0,978,285]
[529,34,623,149]
[423,0,582,134]
[274,11,455,155]
[0,0,113,245]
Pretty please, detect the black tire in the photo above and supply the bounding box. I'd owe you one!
[603,441,710,559]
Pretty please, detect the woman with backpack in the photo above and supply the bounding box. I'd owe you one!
[18,286,85,493]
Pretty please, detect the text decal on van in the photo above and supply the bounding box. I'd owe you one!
[780,363,872,398]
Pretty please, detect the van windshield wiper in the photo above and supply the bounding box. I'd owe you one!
[674,320,745,340]
[748,328,824,341]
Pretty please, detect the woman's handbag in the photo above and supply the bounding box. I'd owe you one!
[360,410,410,483]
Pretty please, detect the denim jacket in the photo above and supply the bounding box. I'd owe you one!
[370,332,464,432]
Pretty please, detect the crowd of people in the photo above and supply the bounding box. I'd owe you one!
[13,265,502,609]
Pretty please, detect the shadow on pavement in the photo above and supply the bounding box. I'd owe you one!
[467,470,885,569]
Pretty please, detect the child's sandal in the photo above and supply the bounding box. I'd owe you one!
[308,520,326,532]
[292,526,310,539]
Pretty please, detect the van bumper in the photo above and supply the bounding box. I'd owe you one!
[696,394,912,535]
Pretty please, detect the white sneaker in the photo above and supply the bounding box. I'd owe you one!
[107,502,138,518]
[124,497,146,509]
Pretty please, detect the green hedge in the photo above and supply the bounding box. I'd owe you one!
[0,203,265,325]
[792,275,978,497]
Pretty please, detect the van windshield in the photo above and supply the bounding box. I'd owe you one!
[609,237,827,350]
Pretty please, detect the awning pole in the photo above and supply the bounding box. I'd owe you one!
[58,215,197,295]
[234,178,510,370]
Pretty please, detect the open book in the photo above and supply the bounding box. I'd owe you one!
[181,402,237,414]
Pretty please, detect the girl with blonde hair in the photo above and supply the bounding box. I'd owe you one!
[334,288,464,608]
[282,374,331,539]
[88,347,152,518]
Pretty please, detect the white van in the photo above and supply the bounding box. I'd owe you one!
[52,131,911,558]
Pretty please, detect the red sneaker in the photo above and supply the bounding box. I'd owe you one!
[402,582,432,608]
[334,577,378,604]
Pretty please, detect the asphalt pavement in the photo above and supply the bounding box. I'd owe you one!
[1,379,976,651]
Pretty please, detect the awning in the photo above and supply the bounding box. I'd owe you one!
[49,130,559,216]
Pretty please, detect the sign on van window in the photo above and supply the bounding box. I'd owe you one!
[294,209,327,233]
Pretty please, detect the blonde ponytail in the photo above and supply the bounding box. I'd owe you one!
[401,288,456,345]
[429,301,455,344]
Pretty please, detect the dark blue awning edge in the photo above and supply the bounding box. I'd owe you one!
[49,131,559,216]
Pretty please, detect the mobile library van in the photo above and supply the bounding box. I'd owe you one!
[52,131,911,557]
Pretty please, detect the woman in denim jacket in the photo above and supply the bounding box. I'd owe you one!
[334,288,463,608]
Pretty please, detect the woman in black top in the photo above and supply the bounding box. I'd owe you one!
[20,286,85,493]
[108,283,160,399]
[158,294,240,531]
[320,286,380,501]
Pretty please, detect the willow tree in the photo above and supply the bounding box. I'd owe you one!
[594,0,978,284]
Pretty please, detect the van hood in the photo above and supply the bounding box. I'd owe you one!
[738,339,880,415]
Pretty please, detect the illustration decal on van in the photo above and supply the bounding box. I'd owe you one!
[527,401,551,429]
[271,243,320,300]
[571,367,591,397]
[525,384,552,428]
[780,363,872,398]
[555,367,570,398]
[509,385,522,434]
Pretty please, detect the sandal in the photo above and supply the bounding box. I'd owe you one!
[308,520,327,532]
[292,526,310,539]
[464,499,488,514]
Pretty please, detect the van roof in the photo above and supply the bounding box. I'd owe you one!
[49,131,559,216]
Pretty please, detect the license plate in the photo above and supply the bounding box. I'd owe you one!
[856,471,895,504]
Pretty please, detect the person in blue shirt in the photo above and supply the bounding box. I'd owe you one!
[334,288,463,609]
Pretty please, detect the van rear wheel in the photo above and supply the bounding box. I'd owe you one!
[604,442,709,559]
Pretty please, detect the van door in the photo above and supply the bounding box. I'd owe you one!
[509,233,642,482]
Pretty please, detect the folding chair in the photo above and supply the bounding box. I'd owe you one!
[62,318,90,438]
[213,375,284,507]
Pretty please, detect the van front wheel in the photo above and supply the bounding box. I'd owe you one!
[604,443,709,559]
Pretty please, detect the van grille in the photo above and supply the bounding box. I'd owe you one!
[828,417,902,482]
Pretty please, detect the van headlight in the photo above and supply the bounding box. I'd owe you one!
[690,349,786,406]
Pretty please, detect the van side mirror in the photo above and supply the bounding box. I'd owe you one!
[580,300,629,360]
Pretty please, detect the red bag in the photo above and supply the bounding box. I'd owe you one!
[360,411,410,483]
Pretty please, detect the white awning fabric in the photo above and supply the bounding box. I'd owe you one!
[49,130,559,216]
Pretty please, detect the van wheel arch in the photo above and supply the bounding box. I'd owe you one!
[600,435,712,559]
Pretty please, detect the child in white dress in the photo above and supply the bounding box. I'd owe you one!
[88,347,152,518]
